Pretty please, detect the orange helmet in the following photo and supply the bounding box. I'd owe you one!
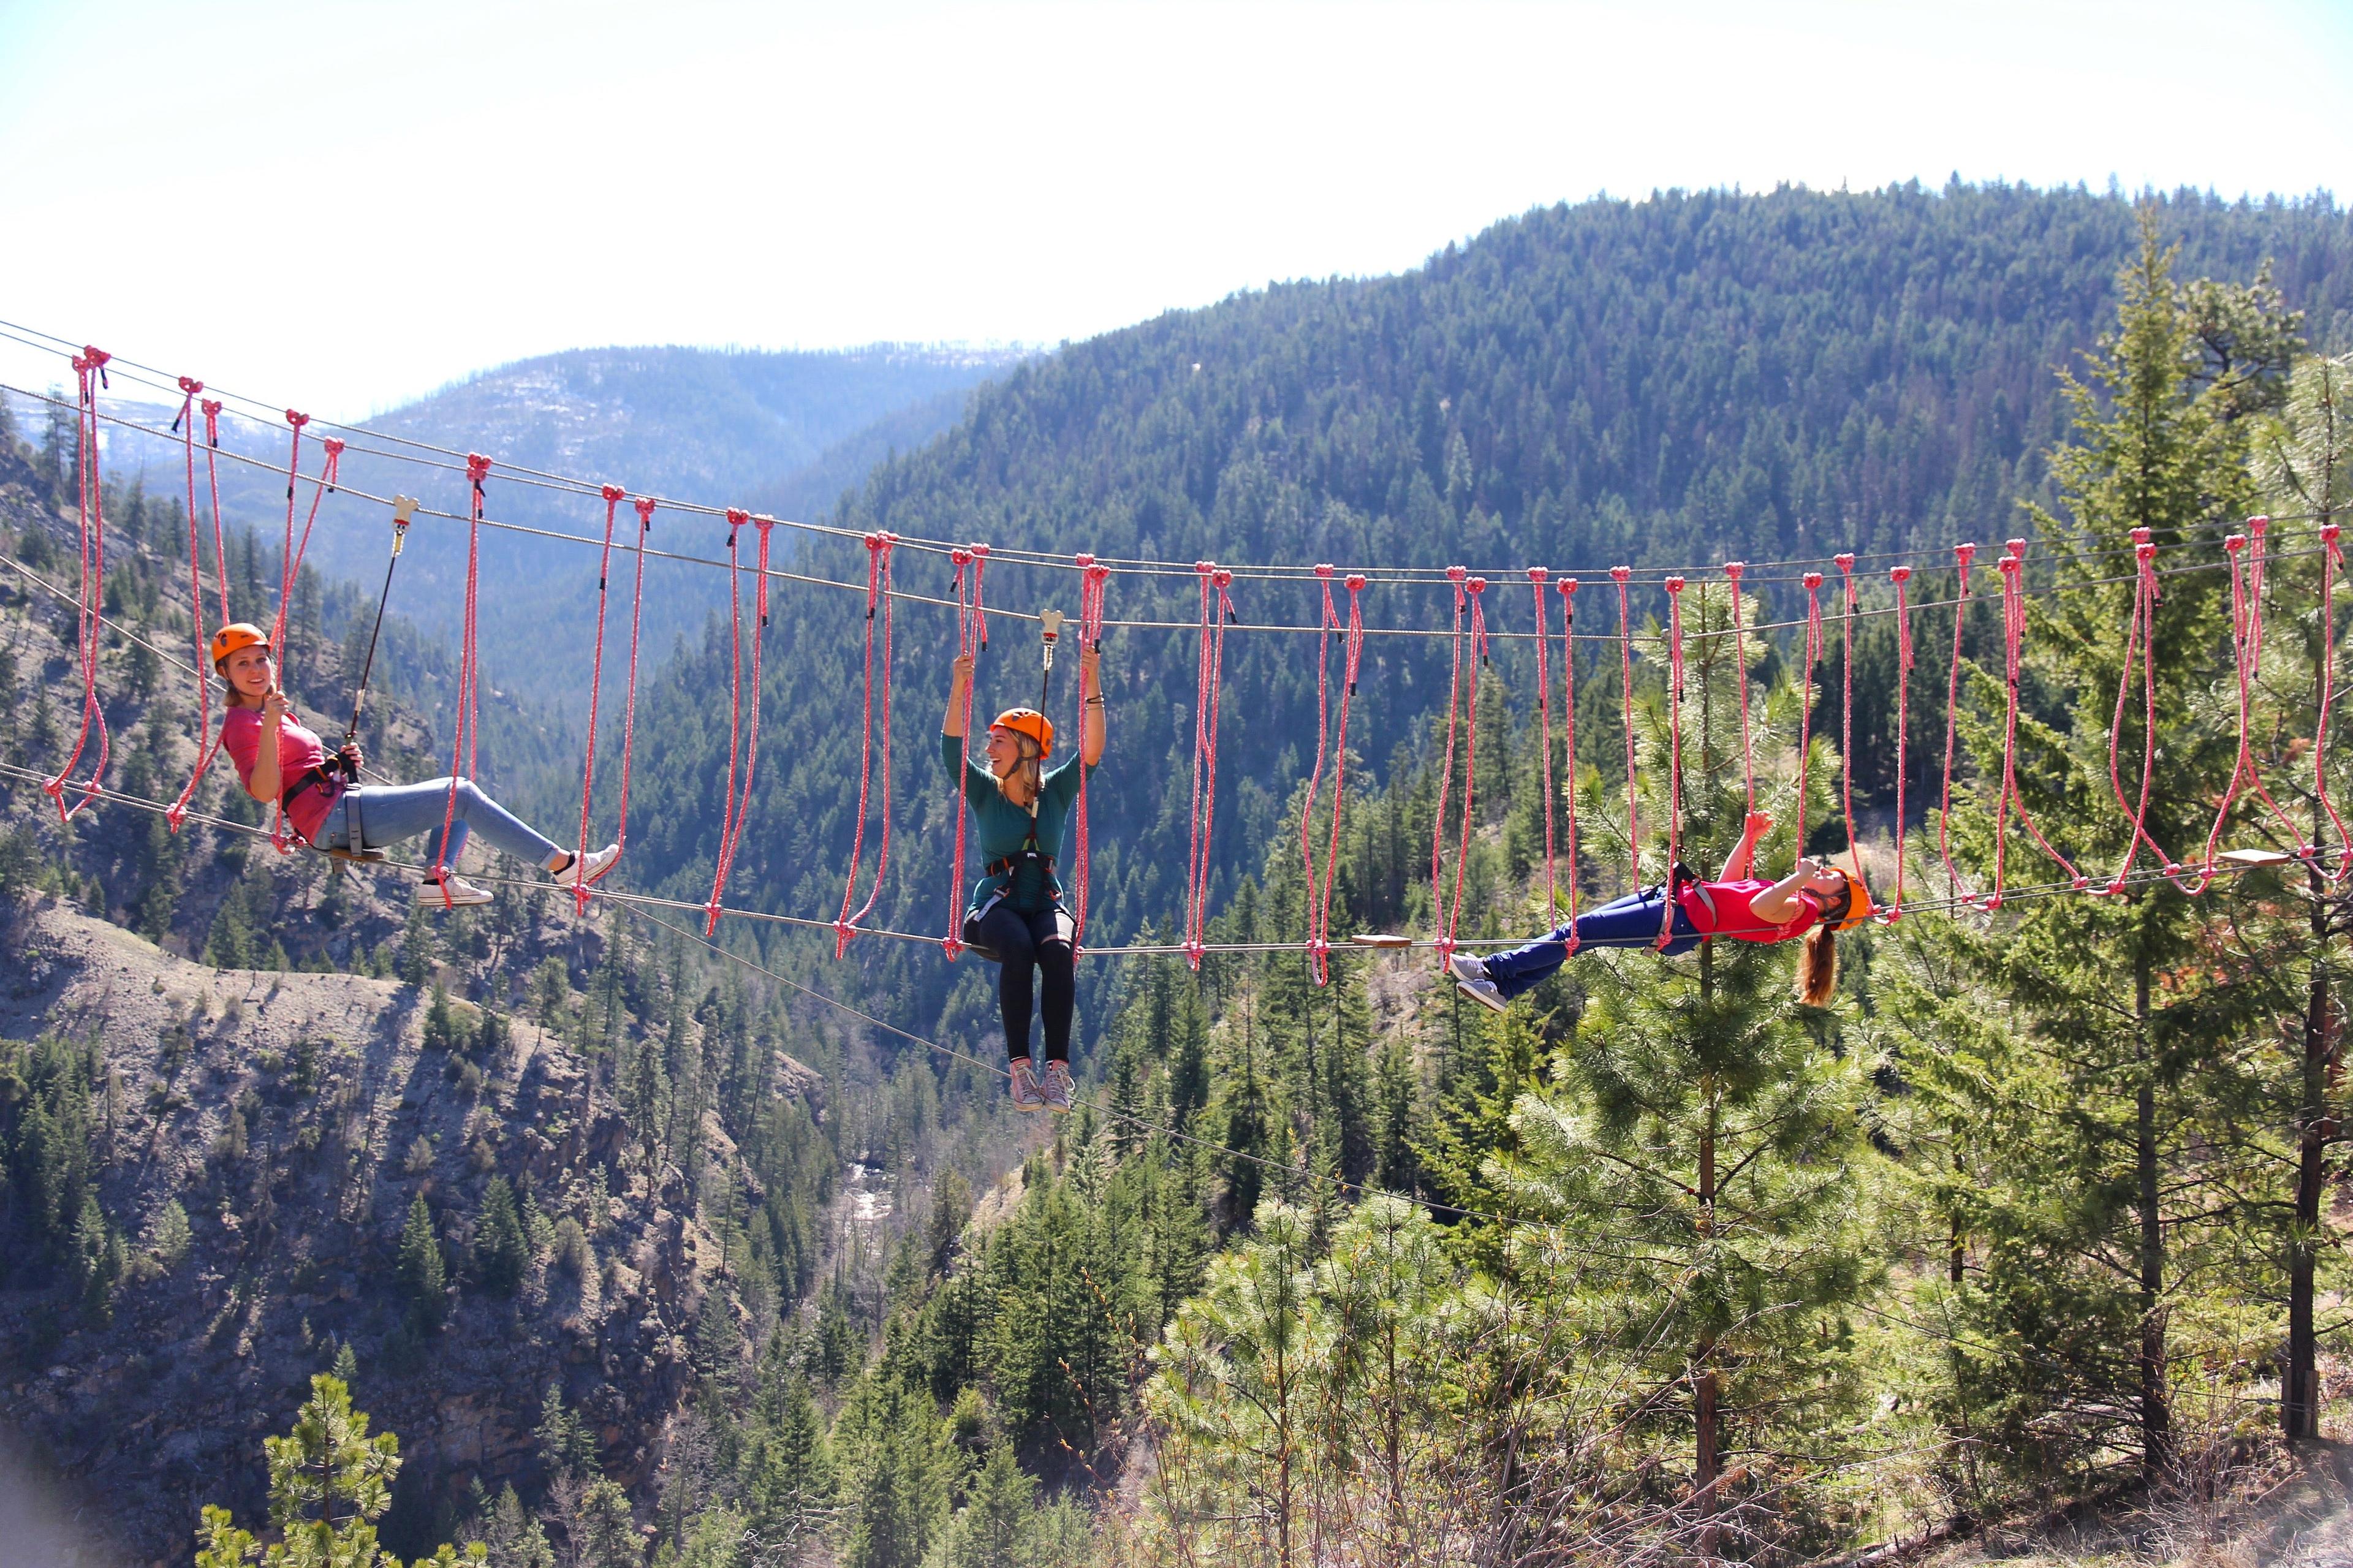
[210,623,271,669]
[1826,860,1874,931]
[991,708,1054,757]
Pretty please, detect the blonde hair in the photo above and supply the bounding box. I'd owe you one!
[995,731,1045,810]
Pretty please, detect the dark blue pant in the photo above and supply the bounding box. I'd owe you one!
[1480,887,1701,999]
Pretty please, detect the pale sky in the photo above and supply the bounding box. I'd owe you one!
[2,0,2347,418]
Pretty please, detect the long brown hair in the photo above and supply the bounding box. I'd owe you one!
[1797,926,1838,1006]
[1795,881,1851,1006]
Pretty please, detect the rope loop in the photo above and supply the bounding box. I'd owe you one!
[1185,561,1233,967]
[1070,551,1112,952]
[833,529,898,954]
[1656,577,1688,949]
[1610,566,1638,894]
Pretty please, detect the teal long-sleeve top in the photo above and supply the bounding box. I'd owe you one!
[944,732,1095,914]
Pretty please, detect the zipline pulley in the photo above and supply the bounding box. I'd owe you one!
[1038,606,1064,707]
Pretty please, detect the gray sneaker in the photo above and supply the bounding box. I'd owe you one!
[1454,969,1509,1015]
[1447,953,1490,986]
[1041,1060,1077,1115]
[1009,1058,1046,1112]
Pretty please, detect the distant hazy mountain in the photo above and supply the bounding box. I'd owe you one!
[80,343,1023,719]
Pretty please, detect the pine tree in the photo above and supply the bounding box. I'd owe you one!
[396,1193,446,1329]
[1888,209,2300,1482]
[1495,573,1875,1550]
[474,1176,529,1297]
[194,1373,487,1566]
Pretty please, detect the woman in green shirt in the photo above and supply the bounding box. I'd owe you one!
[943,645,1107,1113]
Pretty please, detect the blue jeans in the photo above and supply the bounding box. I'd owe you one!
[318,778,561,873]
[1480,886,1702,999]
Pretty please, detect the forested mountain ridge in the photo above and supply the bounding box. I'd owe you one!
[602,183,2353,1048]
[40,341,1020,724]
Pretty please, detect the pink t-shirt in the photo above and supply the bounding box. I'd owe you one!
[1675,878,1826,944]
[219,705,342,844]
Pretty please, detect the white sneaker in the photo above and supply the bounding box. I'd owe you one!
[554,843,620,889]
[1041,1060,1076,1115]
[1447,953,1490,986]
[1009,1059,1046,1113]
[417,874,493,907]
[1455,975,1509,1015]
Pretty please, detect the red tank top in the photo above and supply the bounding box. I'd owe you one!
[1674,878,1825,944]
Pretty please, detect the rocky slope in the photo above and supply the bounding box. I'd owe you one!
[0,893,820,1564]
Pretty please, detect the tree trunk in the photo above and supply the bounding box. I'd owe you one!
[2135,954,2172,1478]
[2286,868,2332,1441]
[1696,939,1721,1563]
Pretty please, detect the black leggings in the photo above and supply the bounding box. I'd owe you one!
[977,903,1075,1063]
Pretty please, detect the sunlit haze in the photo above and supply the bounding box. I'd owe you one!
[2,0,2347,416]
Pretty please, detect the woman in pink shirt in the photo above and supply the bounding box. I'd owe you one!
[211,623,617,907]
[1449,811,1872,1011]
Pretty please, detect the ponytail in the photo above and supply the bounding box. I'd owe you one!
[1796,925,1838,1007]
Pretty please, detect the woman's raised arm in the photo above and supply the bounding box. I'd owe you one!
[944,653,973,738]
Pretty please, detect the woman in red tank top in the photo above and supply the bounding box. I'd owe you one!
[212,622,620,908]
[1450,811,1873,1012]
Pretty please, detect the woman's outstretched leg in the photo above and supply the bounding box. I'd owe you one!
[979,903,1048,1112]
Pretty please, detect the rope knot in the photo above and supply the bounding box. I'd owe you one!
[1889,566,1911,584]
[321,436,344,460]
[2006,537,2028,559]
[633,496,656,527]
[1213,568,1233,589]
[1664,575,1684,594]
[754,514,778,536]
[1465,575,1485,595]
[285,409,309,430]
[1559,577,1577,600]
[862,529,884,551]
[1086,561,1111,583]
[1075,551,1096,570]
[1526,566,1548,585]
[1346,573,1366,591]
[465,452,491,486]
[2137,542,2157,562]
[1447,564,1468,584]
[177,375,203,395]
[1195,560,1214,577]
[1954,542,1977,567]
[1316,562,1335,579]
[952,547,972,566]
[80,346,110,370]
[1724,560,1745,582]
[601,483,626,503]
[1834,553,1855,574]
[1803,571,1824,590]
[2225,533,2248,554]
[2249,514,2271,539]
[1609,564,1630,583]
